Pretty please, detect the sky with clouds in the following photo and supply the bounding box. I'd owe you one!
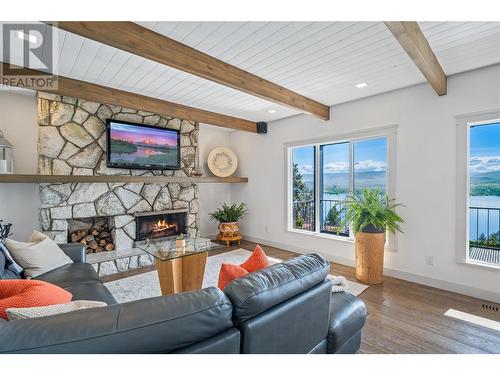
[470,122,500,174]
[292,138,387,175]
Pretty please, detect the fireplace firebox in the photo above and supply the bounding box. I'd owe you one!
[135,210,187,241]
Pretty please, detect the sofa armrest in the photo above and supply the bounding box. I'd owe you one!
[58,243,86,263]
[327,292,366,354]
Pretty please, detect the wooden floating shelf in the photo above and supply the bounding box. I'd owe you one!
[0,174,248,184]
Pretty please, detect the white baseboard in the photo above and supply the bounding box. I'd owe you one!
[445,309,500,332]
[243,234,500,304]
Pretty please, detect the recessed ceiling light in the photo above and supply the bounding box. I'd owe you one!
[17,31,38,44]
[268,109,277,114]
[355,82,368,88]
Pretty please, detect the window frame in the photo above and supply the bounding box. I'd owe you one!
[290,145,317,232]
[285,125,398,251]
[456,109,500,270]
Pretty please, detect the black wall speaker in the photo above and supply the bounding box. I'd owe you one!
[257,122,268,134]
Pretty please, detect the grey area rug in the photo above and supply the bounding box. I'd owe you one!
[104,249,368,303]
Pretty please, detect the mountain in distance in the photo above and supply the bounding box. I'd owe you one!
[300,170,500,196]
[470,171,500,196]
[301,171,386,192]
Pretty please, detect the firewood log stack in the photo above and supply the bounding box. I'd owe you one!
[69,227,114,253]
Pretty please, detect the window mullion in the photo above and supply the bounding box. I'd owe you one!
[349,142,354,193]
[349,142,354,239]
[315,145,321,234]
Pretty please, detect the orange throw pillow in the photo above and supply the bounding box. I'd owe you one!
[218,263,249,290]
[240,245,270,272]
[0,279,72,320]
[217,245,270,290]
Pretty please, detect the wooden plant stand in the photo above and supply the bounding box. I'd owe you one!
[217,234,242,247]
[354,232,385,284]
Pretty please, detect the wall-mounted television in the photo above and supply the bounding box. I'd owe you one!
[106,119,180,170]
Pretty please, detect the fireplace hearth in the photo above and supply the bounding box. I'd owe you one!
[135,209,187,241]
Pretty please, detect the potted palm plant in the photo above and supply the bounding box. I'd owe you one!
[339,189,404,284]
[209,202,247,246]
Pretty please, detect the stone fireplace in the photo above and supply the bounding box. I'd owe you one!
[37,93,200,252]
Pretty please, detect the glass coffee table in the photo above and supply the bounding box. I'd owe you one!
[138,237,214,295]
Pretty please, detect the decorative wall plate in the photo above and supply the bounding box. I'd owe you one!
[207,147,238,177]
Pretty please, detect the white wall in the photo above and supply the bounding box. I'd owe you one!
[0,90,40,240]
[230,64,500,303]
[198,124,233,237]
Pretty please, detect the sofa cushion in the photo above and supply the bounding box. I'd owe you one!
[224,253,330,323]
[0,280,73,320]
[58,244,86,263]
[0,287,234,354]
[64,282,117,305]
[237,280,332,354]
[34,263,117,305]
[327,292,367,353]
[34,263,101,288]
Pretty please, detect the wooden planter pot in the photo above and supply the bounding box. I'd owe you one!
[354,231,385,284]
[217,221,242,247]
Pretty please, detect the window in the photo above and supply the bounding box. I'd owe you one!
[291,146,316,231]
[287,129,393,241]
[467,121,500,267]
[320,142,349,235]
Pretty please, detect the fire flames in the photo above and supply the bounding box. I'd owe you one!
[152,219,177,233]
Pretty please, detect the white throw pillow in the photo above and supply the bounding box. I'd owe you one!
[6,300,107,320]
[4,230,73,278]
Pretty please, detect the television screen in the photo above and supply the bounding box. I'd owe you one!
[106,120,180,170]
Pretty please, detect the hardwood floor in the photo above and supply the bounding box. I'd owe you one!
[101,240,500,354]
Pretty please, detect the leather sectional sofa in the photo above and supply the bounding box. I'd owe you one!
[0,244,366,354]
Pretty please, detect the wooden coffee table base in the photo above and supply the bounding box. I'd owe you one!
[155,251,208,295]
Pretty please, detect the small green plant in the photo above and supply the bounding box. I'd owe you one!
[295,216,305,228]
[339,189,405,234]
[176,233,184,240]
[209,202,247,223]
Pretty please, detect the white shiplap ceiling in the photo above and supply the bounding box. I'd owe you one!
[1,22,499,123]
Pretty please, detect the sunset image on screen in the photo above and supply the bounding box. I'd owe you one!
[108,122,179,168]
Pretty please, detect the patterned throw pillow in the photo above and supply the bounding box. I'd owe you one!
[0,279,73,320]
[4,231,72,278]
[6,300,107,320]
[0,241,23,278]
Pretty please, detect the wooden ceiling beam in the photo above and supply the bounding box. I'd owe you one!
[47,21,330,120]
[0,62,258,133]
[385,21,447,95]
